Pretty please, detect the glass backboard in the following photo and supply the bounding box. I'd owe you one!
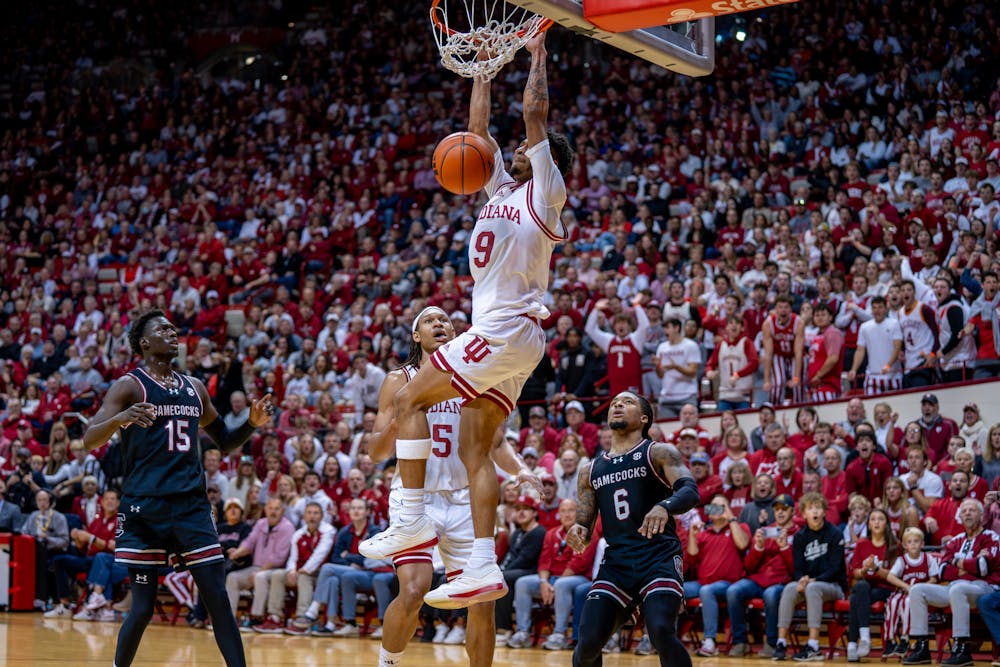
[507,0,715,76]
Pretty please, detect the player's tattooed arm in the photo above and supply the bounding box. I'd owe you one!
[567,461,595,553]
[522,33,548,148]
[652,442,700,514]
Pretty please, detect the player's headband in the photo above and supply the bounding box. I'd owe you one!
[412,306,450,334]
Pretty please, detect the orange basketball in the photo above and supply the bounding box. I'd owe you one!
[432,131,495,195]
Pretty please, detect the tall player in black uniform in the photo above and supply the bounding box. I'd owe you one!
[566,391,700,667]
[83,310,273,667]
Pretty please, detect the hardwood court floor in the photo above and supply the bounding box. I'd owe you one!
[0,613,699,667]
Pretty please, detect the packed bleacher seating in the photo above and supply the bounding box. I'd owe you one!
[2,0,1000,661]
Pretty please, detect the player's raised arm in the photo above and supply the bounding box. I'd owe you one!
[83,376,153,451]
[468,63,500,155]
[193,377,274,453]
[522,33,548,148]
[367,370,407,463]
[566,460,595,553]
[638,442,699,539]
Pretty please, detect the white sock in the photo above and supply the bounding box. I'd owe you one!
[848,642,857,651]
[325,620,336,631]
[399,488,425,524]
[466,538,497,570]
[777,639,787,648]
[704,638,716,648]
[808,639,820,651]
[379,646,404,667]
[860,628,871,642]
[306,601,320,619]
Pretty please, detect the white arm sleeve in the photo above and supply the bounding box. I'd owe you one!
[526,139,567,237]
[484,149,512,199]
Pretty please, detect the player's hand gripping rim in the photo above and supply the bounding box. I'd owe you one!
[638,505,671,539]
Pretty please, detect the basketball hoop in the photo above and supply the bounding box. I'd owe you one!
[430,0,552,80]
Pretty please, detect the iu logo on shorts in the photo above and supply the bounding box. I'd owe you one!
[462,337,492,364]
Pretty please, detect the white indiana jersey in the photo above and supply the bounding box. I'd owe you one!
[470,140,567,326]
[936,300,976,371]
[716,338,754,401]
[393,364,467,493]
[897,301,936,371]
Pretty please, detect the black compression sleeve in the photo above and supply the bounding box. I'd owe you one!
[203,416,256,454]
[658,476,700,515]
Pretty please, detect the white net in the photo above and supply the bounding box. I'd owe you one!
[430,0,550,80]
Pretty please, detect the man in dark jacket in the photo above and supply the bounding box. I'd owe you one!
[738,473,777,533]
[495,495,546,647]
[773,492,847,661]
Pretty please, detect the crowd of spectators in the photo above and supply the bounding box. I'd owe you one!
[2,0,1000,656]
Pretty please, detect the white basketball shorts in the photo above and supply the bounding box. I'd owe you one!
[430,315,545,416]
[389,487,474,579]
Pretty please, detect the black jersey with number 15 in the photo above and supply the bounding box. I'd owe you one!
[590,438,683,561]
[120,368,205,498]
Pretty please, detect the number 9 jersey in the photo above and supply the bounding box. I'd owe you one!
[120,368,206,497]
[470,139,567,328]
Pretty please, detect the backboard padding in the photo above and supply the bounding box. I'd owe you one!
[507,0,714,76]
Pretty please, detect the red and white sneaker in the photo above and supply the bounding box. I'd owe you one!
[252,616,286,634]
[359,515,437,560]
[423,563,508,610]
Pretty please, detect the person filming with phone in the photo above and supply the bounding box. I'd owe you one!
[684,495,750,657]
[725,493,799,658]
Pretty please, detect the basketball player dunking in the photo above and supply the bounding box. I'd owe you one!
[566,391,700,667]
[359,34,576,608]
[762,295,805,405]
[83,310,273,667]
[368,306,535,667]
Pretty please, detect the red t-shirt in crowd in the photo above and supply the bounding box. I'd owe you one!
[693,521,750,584]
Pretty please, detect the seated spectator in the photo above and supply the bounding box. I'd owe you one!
[253,502,335,634]
[68,551,131,622]
[690,452,723,505]
[536,474,561,529]
[685,495,751,657]
[902,499,1000,667]
[723,461,754,515]
[510,499,597,651]
[306,498,393,636]
[845,432,893,504]
[739,473,777,533]
[844,495,872,550]
[712,426,751,480]
[21,488,69,607]
[881,477,914,538]
[494,496,546,648]
[183,497,254,628]
[846,509,898,661]
[821,447,849,524]
[952,447,989,501]
[773,492,847,661]
[0,478,23,532]
[773,447,803,499]
[881,528,940,659]
[292,471,335,526]
[923,470,971,546]
[45,488,119,618]
[226,455,262,509]
[559,401,599,458]
[203,449,229,498]
[49,440,90,503]
[727,493,799,658]
[224,497,295,628]
[914,393,959,464]
[903,445,945,515]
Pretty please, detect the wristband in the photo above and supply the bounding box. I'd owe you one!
[791,376,800,381]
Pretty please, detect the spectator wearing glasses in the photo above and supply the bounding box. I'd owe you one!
[727,493,799,658]
[685,495,750,657]
[510,499,597,651]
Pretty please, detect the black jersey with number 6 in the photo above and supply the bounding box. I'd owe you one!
[590,438,683,562]
[120,368,205,497]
